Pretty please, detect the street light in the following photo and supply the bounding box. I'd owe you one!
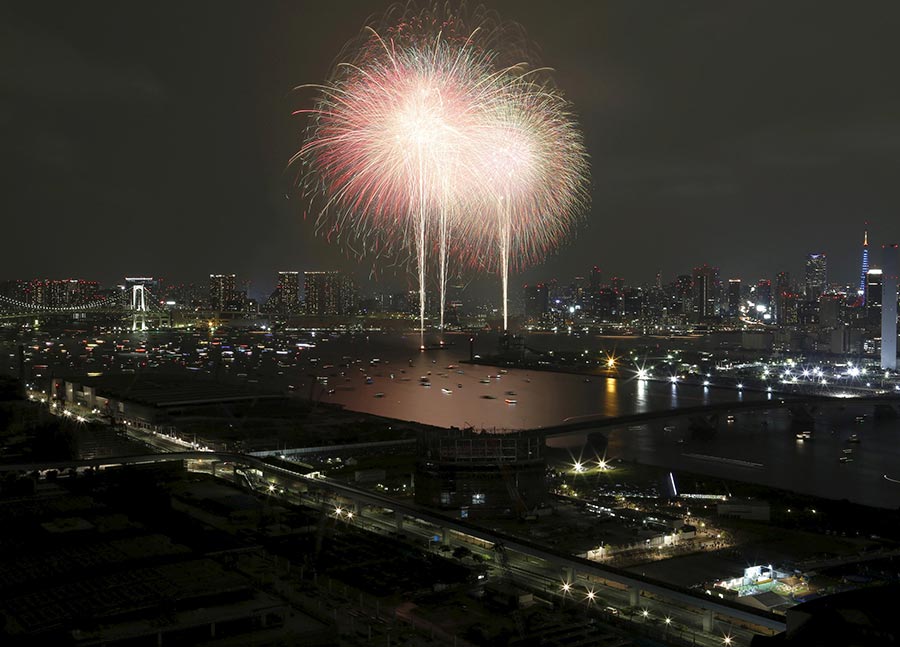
[561,582,571,594]
[585,588,596,603]
[723,635,733,646]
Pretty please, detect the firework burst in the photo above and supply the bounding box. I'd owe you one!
[293,4,589,335]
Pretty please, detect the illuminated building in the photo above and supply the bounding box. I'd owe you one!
[303,271,355,315]
[866,268,883,314]
[883,244,898,370]
[523,283,548,321]
[275,271,300,314]
[775,271,790,323]
[805,253,827,298]
[727,279,741,317]
[208,273,236,311]
[755,279,772,321]
[859,229,870,302]
[691,264,719,322]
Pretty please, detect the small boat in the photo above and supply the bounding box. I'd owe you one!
[839,456,854,463]
[848,434,860,443]
[480,379,491,384]
[441,388,452,394]
[505,391,516,396]
[664,425,676,432]
[457,383,463,388]
[505,398,517,404]
[842,448,853,454]
[374,392,385,398]
[481,395,496,400]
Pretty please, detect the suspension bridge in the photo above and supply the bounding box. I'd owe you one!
[0,278,170,330]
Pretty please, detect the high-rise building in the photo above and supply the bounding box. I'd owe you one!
[727,279,741,317]
[755,279,772,321]
[865,269,883,312]
[590,266,602,291]
[20,279,100,308]
[805,253,827,298]
[775,271,791,323]
[275,271,300,314]
[882,244,898,370]
[691,265,719,322]
[523,284,549,321]
[209,274,236,311]
[304,271,355,315]
[674,275,693,318]
[859,230,870,302]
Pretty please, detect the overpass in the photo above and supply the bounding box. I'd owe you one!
[2,450,786,634]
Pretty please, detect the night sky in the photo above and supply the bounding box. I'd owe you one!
[3,1,900,297]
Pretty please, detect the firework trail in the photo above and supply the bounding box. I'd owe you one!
[293,4,589,337]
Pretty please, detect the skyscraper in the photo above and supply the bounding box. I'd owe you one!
[755,279,772,321]
[275,271,300,314]
[304,271,355,315]
[883,244,898,370]
[727,279,741,317]
[590,266,602,291]
[691,265,719,322]
[523,284,549,321]
[805,253,827,298]
[775,271,791,323]
[208,274,236,311]
[865,269,883,312]
[859,229,870,303]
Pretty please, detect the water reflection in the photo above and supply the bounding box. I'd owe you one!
[605,378,619,417]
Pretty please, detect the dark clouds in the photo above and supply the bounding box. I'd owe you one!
[2,1,899,296]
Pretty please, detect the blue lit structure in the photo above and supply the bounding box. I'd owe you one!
[859,230,870,303]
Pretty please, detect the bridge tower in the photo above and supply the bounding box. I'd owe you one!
[125,277,156,331]
[131,284,148,331]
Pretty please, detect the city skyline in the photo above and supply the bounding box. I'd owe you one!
[4,1,900,290]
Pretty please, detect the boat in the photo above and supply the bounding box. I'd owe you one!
[505,398,517,404]
[441,388,452,394]
[839,456,854,463]
[374,392,385,398]
[481,395,496,400]
[848,434,860,443]
[842,448,853,454]
[505,391,516,396]
[457,383,463,388]
[480,379,491,384]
